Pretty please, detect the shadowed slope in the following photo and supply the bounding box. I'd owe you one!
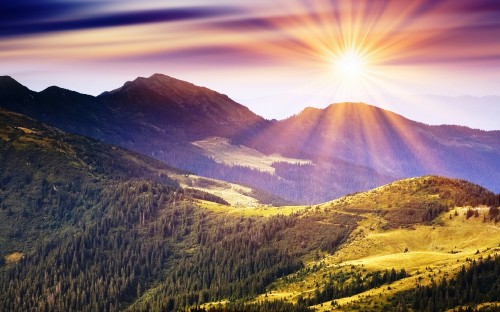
[240,102,500,192]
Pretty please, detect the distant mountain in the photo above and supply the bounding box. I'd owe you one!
[238,102,500,193]
[241,92,500,130]
[100,74,265,139]
[0,74,281,199]
[1,75,499,202]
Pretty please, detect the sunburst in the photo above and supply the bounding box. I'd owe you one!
[334,48,366,81]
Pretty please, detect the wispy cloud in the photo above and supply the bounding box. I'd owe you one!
[0,1,240,37]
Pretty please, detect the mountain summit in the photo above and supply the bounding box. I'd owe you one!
[99,73,264,138]
[0,76,33,102]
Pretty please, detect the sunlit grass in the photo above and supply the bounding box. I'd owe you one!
[5,252,23,264]
[196,200,308,217]
[256,205,500,310]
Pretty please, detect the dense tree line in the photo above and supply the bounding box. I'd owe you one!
[340,176,499,226]
[297,268,409,307]
[0,167,312,312]
[380,200,449,226]
[1,176,355,311]
[387,255,500,311]
[128,211,357,311]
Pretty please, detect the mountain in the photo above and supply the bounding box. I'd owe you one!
[0,109,352,311]
[100,74,264,138]
[0,75,499,204]
[0,109,498,311]
[241,92,500,130]
[238,102,500,193]
[0,74,264,143]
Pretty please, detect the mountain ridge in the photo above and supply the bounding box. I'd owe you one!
[0,74,499,201]
[237,100,500,192]
[2,74,500,131]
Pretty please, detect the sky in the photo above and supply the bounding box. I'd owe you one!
[1,0,500,129]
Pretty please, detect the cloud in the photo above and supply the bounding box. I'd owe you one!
[0,1,240,38]
[114,45,283,67]
[0,0,89,24]
[449,0,500,13]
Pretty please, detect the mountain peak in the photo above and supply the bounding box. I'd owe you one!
[0,75,18,83]
[95,73,265,139]
[148,73,176,81]
[39,85,92,98]
[298,102,391,116]
[292,102,413,127]
[39,86,71,95]
[0,76,28,90]
[103,73,212,100]
[0,76,33,102]
[325,102,383,111]
[129,73,186,86]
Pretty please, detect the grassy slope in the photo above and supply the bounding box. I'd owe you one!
[245,177,499,311]
[319,176,494,212]
[191,137,311,174]
[312,208,500,311]
[173,174,290,207]
[196,200,309,217]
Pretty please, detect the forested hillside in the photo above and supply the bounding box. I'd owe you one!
[0,109,498,311]
[320,176,500,226]
[0,109,355,311]
[389,255,500,311]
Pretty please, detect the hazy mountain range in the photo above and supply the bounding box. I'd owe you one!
[1,74,499,203]
[241,93,500,131]
[0,74,499,311]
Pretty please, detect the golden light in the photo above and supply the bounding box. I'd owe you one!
[334,49,366,81]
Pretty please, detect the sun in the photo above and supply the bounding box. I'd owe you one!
[334,49,366,81]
